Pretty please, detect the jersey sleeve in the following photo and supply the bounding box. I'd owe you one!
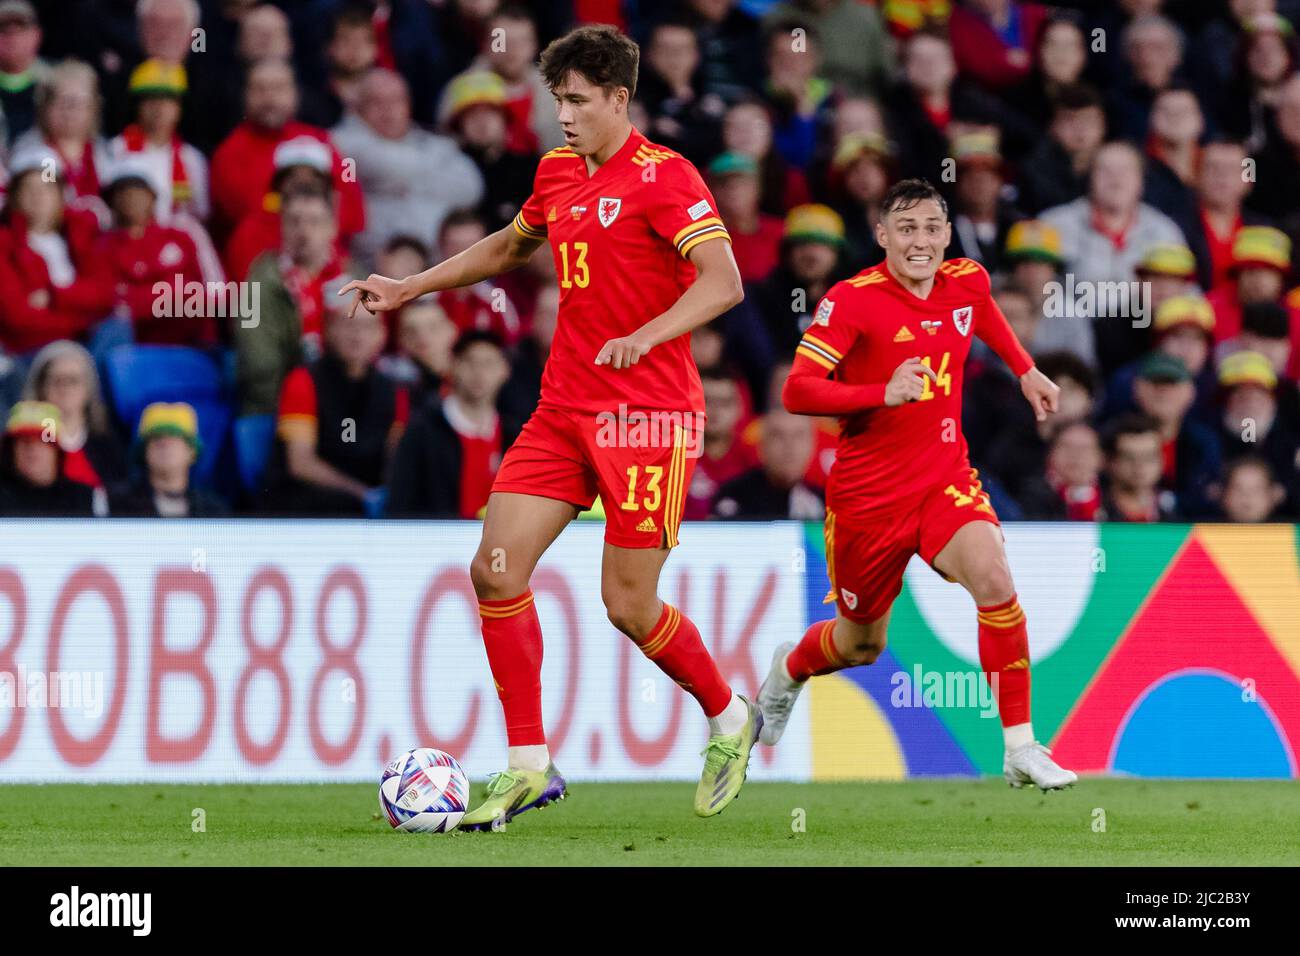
[646,158,731,259]
[511,170,548,241]
[276,366,318,444]
[793,289,862,375]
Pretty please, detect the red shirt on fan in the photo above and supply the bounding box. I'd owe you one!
[787,258,1033,518]
[512,127,729,415]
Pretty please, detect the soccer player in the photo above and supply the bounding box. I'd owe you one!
[340,26,761,828]
[757,179,1078,790]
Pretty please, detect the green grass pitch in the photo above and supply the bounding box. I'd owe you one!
[2,779,1297,866]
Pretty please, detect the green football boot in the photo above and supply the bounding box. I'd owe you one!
[694,696,763,817]
[458,764,567,832]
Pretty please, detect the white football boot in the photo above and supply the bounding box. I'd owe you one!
[1004,742,1078,790]
[756,642,804,746]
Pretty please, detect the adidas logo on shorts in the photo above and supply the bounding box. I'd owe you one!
[636,516,658,533]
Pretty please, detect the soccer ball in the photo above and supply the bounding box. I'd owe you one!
[379,748,470,833]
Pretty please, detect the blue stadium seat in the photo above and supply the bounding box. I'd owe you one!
[102,345,232,485]
[234,414,276,493]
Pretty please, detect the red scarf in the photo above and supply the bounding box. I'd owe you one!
[282,253,344,338]
[121,125,191,210]
[50,138,99,198]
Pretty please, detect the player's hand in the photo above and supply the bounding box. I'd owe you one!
[1020,366,1060,422]
[337,274,409,318]
[884,357,937,406]
[595,332,653,369]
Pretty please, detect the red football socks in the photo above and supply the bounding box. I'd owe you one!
[479,590,545,746]
[786,619,848,681]
[977,595,1031,727]
[634,602,733,718]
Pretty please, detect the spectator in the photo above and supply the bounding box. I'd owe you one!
[685,364,759,519]
[106,59,210,223]
[223,134,349,282]
[1216,349,1300,511]
[99,157,210,346]
[0,0,47,149]
[1016,82,1106,214]
[828,132,892,270]
[0,147,114,356]
[1135,241,1199,319]
[673,0,764,104]
[298,2,377,128]
[437,4,563,155]
[945,129,1022,271]
[1217,301,1300,433]
[1220,12,1300,149]
[1002,220,1096,365]
[499,284,558,422]
[443,71,535,235]
[636,19,725,161]
[1041,141,1186,374]
[0,399,103,515]
[1104,294,1219,427]
[721,98,811,218]
[13,59,109,205]
[885,27,1028,184]
[378,296,458,409]
[1190,139,1266,291]
[1142,86,1205,239]
[1207,226,1300,378]
[762,0,895,99]
[1218,454,1287,522]
[238,190,345,416]
[708,151,782,283]
[1040,419,1103,520]
[1247,71,1300,228]
[1098,411,1181,522]
[980,350,1096,506]
[387,330,521,518]
[752,204,844,371]
[761,17,832,172]
[334,68,483,270]
[209,58,364,249]
[1004,13,1089,131]
[1107,14,1187,143]
[713,406,823,519]
[21,338,125,489]
[108,401,228,517]
[434,210,521,344]
[949,0,1050,94]
[1132,350,1223,517]
[264,290,408,515]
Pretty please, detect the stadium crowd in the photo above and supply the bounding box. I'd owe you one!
[0,0,1298,524]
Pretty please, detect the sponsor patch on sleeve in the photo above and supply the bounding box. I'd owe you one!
[687,199,712,221]
[814,298,835,326]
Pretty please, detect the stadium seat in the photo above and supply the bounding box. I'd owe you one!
[234,414,276,493]
[102,344,232,485]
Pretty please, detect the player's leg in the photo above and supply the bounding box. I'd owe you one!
[927,486,1077,790]
[758,507,910,745]
[460,491,580,831]
[758,608,890,745]
[594,417,759,816]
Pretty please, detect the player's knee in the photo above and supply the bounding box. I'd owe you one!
[845,634,886,666]
[470,551,525,601]
[969,564,1015,607]
[603,594,655,641]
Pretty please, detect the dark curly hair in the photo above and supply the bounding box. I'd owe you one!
[539,24,640,98]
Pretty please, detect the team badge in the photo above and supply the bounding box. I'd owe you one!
[840,588,859,610]
[598,197,622,227]
[813,298,834,326]
[952,306,973,336]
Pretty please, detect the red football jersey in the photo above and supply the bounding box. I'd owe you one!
[792,258,1033,518]
[512,127,730,414]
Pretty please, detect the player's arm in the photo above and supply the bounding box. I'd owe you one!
[339,225,545,317]
[595,236,743,368]
[974,288,1060,422]
[783,353,937,414]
